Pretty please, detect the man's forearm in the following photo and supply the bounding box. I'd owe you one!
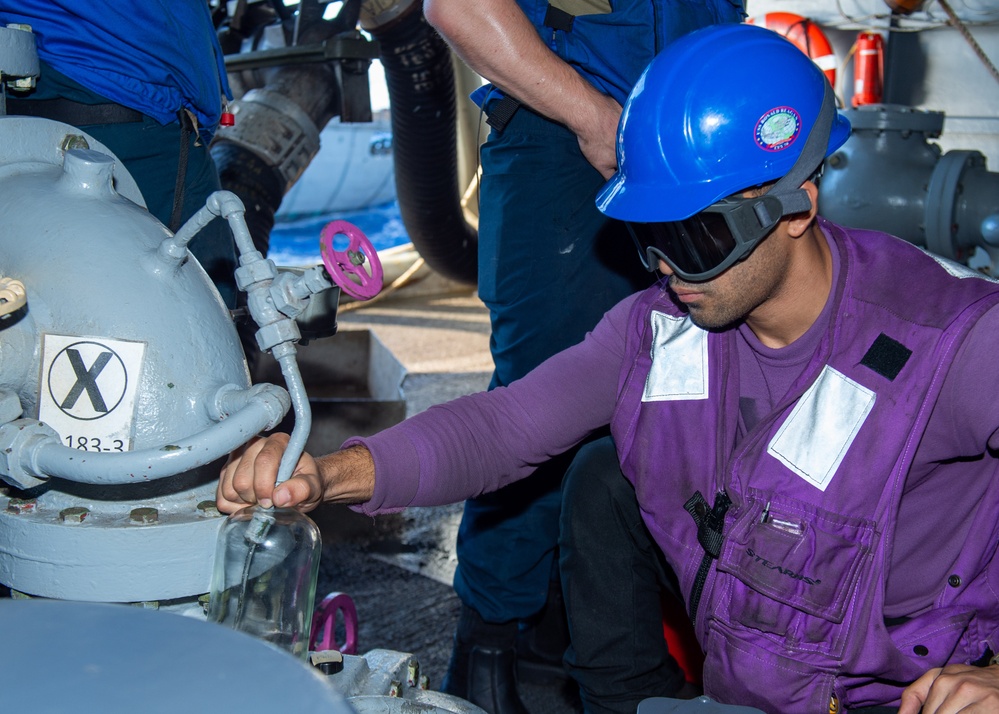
[316,445,376,504]
[423,0,613,142]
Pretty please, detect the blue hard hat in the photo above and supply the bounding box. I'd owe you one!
[597,23,852,222]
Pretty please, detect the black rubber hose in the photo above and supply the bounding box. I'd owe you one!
[369,5,478,284]
[211,142,285,256]
[212,1,344,257]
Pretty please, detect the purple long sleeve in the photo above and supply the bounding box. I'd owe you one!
[345,293,643,515]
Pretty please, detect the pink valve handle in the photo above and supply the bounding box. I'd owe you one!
[319,220,384,300]
[310,591,359,655]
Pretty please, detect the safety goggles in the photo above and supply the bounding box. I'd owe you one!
[628,191,799,282]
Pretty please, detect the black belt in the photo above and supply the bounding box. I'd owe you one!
[5,97,144,125]
[485,95,522,133]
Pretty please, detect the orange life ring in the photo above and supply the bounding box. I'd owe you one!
[747,13,837,88]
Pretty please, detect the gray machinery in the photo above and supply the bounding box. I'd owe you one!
[0,24,484,714]
[819,103,999,272]
[0,18,328,601]
[747,0,999,273]
[213,0,480,284]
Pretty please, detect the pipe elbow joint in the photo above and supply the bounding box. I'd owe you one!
[207,190,246,220]
[253,384,293,431]
[209,383,291,431]
[0,419,60,490]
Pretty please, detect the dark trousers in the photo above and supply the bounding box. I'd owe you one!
[559,436,688,714]
[558,437,903,714]
[453,104,650,623]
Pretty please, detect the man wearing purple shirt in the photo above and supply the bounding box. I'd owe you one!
[218,25,999,714]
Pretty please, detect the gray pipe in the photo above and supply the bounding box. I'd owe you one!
[205,190,315,485]
[9,383,290,486]
[272,343,312,485]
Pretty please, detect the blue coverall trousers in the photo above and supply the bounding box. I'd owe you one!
[453,103,651,624]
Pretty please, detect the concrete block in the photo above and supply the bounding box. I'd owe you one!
[253,329,407,454]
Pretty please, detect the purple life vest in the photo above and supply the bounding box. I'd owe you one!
[611,218,999,712]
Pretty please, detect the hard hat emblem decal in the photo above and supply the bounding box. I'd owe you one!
[755,107,801,152]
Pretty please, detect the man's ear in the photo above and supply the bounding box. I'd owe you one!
[786,180,819,238]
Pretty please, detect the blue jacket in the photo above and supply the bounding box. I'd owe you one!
[0,1,231,139]
[476,0,745,107]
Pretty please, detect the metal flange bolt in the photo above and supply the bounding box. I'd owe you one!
[59,506,89,524]
[197,500,220,517]
[129,507,159,525]
[6,497,35,514]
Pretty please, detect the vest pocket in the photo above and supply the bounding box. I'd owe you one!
[702,620,838,714]
[715,490,878,656]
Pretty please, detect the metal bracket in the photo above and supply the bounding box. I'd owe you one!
[222,33,380,73]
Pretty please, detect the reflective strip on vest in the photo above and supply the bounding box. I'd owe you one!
[767,365,876,492]
[643,311,709,401]
[919,247,999,283]
[548,0,612,16]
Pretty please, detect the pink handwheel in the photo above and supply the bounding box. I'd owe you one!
[309,591,358,654]
[319,220,384,300]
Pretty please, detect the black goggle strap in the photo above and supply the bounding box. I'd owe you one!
[766,80,836,218]
[715,196,781,242]
[691,83,835,245]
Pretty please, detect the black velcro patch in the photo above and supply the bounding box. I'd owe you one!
[544,5,575,31]
[860,333,912,381]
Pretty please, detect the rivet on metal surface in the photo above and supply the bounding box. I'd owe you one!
[60,134,90,151]
[129,507,159,524]
[6,497,36,514]
[59,506,89,524]
[196,500,220,517]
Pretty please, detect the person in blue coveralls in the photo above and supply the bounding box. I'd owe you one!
[0,1,239,308]
[420,1,745,711]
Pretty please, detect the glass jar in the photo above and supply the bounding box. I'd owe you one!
[207,505,322,660]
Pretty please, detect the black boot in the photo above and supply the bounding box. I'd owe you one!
[442,606,531,714]
[515,578,571,684]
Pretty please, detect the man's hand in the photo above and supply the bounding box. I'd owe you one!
[899,663,999,714]
[216,434,376,513]
[217,433,324,512]
[571,92,622,179]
